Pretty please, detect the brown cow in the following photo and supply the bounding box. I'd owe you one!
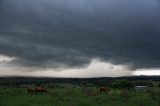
[35,86,47,93]
[99,86,110,93]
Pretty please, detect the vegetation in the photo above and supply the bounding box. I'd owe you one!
[0,77,160,106]
[113,80,133,89]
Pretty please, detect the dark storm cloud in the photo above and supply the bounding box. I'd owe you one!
[0,0,160,69]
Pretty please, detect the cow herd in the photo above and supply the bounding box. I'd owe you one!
[26,85,110,95]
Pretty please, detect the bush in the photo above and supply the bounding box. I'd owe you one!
[113,80,133,89]
[158,83,160,87]
[147,89,160,101]
[134,81,153,87]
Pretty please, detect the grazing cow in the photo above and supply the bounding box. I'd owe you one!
[27,87,34,94]
[35,86,47,93]
[99,86,110,93]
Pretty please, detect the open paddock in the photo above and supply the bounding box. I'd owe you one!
[0,84,160,106]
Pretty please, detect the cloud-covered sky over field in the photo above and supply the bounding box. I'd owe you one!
[0,0,160,77]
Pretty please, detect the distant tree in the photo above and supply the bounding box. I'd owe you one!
[113,80,133,89]
[134,81,153,87]
[158,83,160,88]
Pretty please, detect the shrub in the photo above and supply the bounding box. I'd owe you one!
[113,80,133,89]
[120,89,131,103]
[158,83,160,87]
[134,81,153,87]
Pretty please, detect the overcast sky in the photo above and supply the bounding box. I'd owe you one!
[0,0,160,77]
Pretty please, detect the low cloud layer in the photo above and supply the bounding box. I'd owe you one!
[0,0,160,77]
[0,58,133,77]
[0,57,158,77]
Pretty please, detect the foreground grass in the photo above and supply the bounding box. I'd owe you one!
[0,86,159,106]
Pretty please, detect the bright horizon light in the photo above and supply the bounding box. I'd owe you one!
[133,69,160,76]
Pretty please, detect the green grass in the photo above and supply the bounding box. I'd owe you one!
[0,86,160,106]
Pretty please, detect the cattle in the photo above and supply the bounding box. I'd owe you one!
[35,86,47,93]
[26,86,47,94]
[99,86,110,93]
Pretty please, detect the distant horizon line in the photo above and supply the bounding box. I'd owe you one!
[0,75,160,79]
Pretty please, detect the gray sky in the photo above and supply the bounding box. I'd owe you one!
[0,0,160,77]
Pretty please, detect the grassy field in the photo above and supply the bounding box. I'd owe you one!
[0,84,160,106]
